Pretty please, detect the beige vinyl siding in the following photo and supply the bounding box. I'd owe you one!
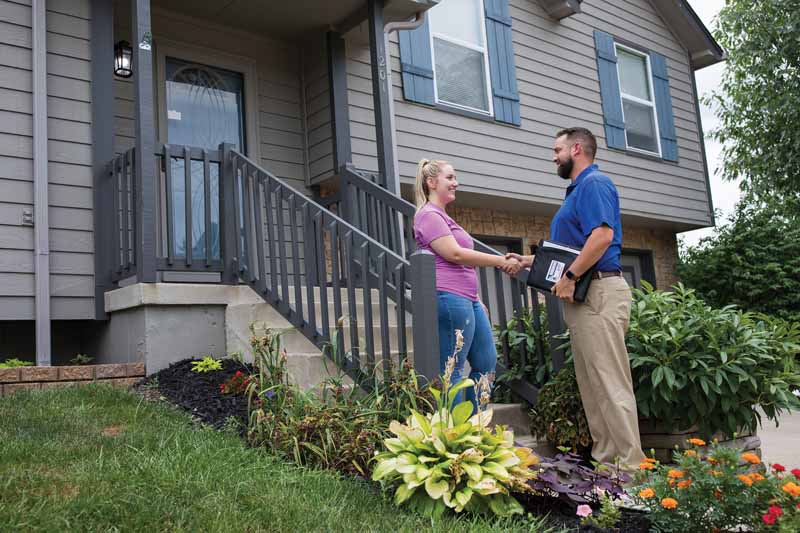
[346,0,712,228]
[0,0,94,320]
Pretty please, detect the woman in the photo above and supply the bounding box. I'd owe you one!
[413,159,521,408]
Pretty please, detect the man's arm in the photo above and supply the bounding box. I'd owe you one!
[551,225,613,302]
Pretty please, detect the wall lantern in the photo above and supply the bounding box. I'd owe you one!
[114,40,133,78]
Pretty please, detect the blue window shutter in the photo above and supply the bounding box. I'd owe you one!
[593,30,626,150]
[484,0,520,125]
[650,52,679,162]
[398,18,434,105]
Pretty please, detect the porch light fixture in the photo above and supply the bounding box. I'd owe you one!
[114,40,133,78]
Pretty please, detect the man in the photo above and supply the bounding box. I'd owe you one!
[508,127,645,471]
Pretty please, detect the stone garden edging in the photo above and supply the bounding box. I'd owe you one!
[0,363,145,396]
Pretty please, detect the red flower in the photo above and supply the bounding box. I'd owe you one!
[773,464,786,472]
[762,513,777,525]
[792,468,800,479]
[768,505,783,518]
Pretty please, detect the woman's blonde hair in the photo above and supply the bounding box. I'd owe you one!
[414,158,449,209]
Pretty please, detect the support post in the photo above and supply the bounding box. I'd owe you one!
[410,250,439,383]
[132,0,157,282]
[220,143,238,284]
[367,0,398,194]
[91,0,114,319]
[545,294,566,373]
[327,31,352,172]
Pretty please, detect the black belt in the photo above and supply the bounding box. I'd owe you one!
[591,270,622,280]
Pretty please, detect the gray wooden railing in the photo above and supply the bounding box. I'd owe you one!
[108,148,136,282]
[335,164,567,404]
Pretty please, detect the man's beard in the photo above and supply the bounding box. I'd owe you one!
[557,156,573,180]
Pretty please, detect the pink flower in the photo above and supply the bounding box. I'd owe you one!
[768,505,783,518]
[576,504,593,518]
[762,513,777,525]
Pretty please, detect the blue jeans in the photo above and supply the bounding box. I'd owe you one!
[437,291,497,409]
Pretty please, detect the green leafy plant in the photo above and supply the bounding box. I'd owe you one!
[190,356,223,373]
[494,307,552,390]
[627,282,800,437]
[528,362,592,451]
[0,358,33,368]
[372,332,538,518]
[69,353,93,366]
[579,493,621,530]
[631,439,800,533]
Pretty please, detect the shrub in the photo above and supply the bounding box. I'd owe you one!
[631,439,800,532]
[628,282,800,437]
[372,347,538,518]
[494,307,551,390]
[528,363,592,451]
[0,358,33,368]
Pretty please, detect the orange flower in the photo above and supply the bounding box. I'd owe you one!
[677,479,693,489]
[741,453,761,465]
[714,489,723,500]
[687,438,706,446]
[684,450,697,457]
[738,474,754,487]
[668,469,685,479]
[639,461,655,470]
[639,488,655,499]
[749,472,766,483]
[668,479,676,487]
[661,497,678,510]
[643,457,658,464]
[782,482,800,497]
[711,470,723,477]
[707,457,718,465]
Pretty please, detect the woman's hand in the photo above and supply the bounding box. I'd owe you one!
[505,252,534,268]
[499,256,521,275]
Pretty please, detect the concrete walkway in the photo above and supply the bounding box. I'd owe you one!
[758,407,800,468]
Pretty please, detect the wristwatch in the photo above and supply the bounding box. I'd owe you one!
[565,269,579,281]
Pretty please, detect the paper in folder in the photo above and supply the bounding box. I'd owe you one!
[526,239,594,302]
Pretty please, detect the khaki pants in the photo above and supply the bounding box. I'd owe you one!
[563,276,645,471]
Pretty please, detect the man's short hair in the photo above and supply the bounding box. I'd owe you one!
[556,127,597,160]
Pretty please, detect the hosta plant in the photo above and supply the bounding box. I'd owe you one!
[372,332,539,518]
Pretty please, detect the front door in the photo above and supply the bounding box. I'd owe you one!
[163,57,246,260]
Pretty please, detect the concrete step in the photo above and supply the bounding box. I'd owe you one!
[489,403,534,438]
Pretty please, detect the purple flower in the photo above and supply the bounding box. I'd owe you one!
[265,390,276,399]
[576,504,593,518]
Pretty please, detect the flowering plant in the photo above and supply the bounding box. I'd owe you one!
[632,438,800,532]
[220,370,251,395]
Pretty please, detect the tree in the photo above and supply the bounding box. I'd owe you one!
[678,204,800,323]
[708,0,800,208]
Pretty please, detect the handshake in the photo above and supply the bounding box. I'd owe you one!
[496,253,534,275]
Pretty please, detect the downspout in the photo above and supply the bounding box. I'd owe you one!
[32,0,51,365]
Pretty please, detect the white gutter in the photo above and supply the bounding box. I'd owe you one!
[32,0,51,366]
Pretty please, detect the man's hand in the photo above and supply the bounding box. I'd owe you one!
[551,275,576,303]
[505,252,534,268]
[499,256,521,275]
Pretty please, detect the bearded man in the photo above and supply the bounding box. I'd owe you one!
[508,127,646,471]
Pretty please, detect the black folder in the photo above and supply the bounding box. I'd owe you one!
[526,239,594,302]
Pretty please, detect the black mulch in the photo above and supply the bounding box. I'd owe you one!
[136,358,253,431]
[136,358,652,532]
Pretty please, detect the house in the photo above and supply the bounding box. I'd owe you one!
[0,0,722,392]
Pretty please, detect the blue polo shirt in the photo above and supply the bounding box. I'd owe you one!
[550,164,622,272]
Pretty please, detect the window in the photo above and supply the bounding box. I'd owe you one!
[615,44,661,155]
[428,0,493,115]
[621,249,656,289]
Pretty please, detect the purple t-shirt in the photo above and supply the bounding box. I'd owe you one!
[413,203,479,301]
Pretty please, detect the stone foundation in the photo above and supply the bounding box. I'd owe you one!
[0,363,145,396]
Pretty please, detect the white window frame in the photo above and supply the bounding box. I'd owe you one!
[614,43,662,157]
[428,0,494,117]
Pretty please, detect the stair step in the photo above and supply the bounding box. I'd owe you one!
[489,403,533,438]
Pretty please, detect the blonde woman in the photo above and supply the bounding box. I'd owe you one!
[413,159,521,408]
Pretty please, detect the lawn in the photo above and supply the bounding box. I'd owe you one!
[0,384,560,532]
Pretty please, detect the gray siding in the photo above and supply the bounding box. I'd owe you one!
[303,35,334,184]
[0,0,95,320]
[346,0,712,228]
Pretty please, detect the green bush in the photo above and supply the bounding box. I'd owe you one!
[628,282,800,437]
[0,358,33,368]
[528,362,592,451]
[494,307,552,390]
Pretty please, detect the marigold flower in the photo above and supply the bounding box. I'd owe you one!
[667,469,685,479]
[643,457,658,463]
[741,452,761,465]
[687,438,706,446]
[668,479,676,487]
[768,505,783,518]
[711,470,723,477]
[773,463,786,472]
[684,450,697,457]
[638,488,655,499]
[661,497,678,510]
[749,472,766,482]
[677,479,692,489]
[737,474,754,487]
[707,457,718,465]
[782,481,800,497]
[762,513,777,525]
[639,461,655,470]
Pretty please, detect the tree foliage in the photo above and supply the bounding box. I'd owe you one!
[678,204,800,323]
[707,0,800,207]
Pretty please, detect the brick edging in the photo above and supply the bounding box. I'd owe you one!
[0,363,145,396]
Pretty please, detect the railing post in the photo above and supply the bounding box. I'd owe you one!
[545,294,567,373]
[220,142,238,283]
[410,250,439,384]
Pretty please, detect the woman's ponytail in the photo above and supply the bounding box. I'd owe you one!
[415,158,447,210]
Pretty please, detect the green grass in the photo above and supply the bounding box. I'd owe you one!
[0,385,561,532]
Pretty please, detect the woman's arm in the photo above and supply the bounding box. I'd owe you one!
[429,235,521,273]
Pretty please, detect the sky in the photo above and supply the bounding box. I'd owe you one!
[678,0,740,247]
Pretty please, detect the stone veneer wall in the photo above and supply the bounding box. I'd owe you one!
[447,206,679,290]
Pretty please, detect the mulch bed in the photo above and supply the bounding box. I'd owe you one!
[136,358,253,431]
[136,358,651,532]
